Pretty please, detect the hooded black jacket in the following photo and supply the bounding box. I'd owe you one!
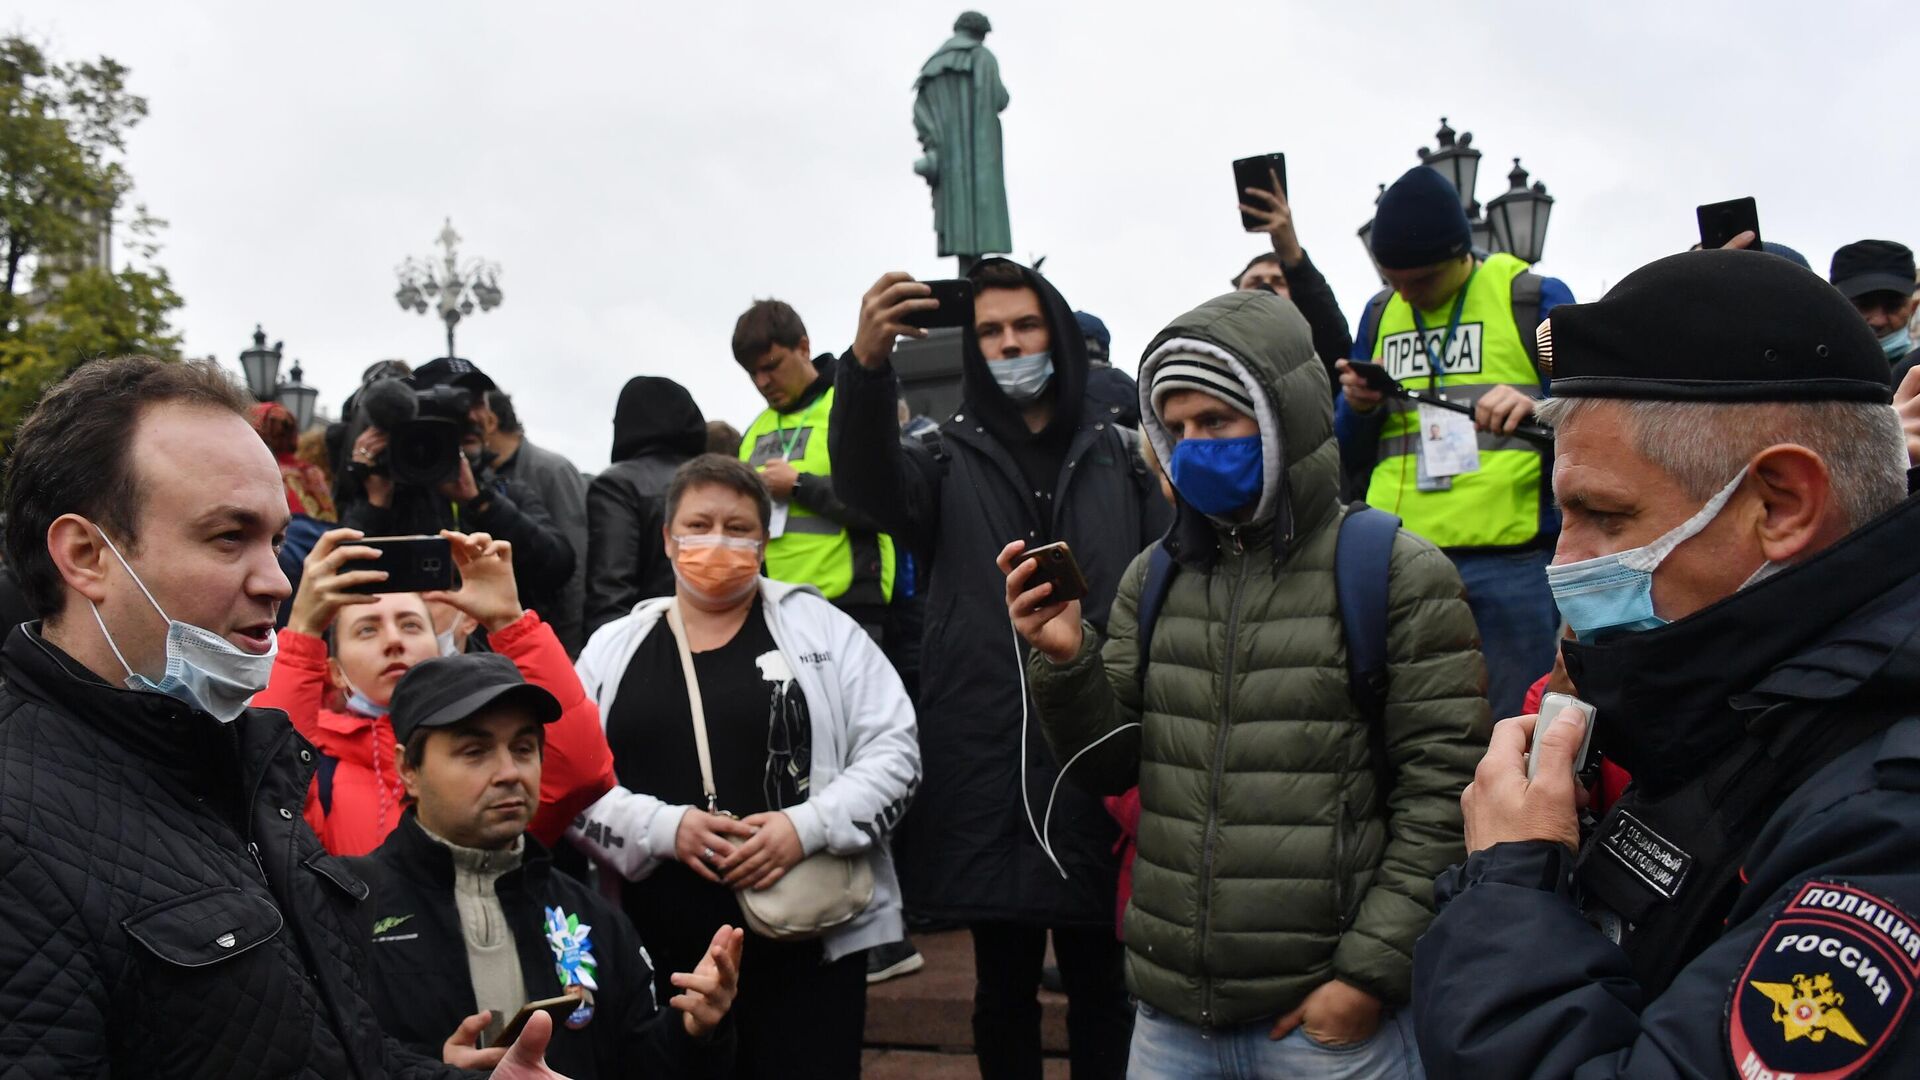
[349,810,732,1080]
[1412,493,1920,1078]
[0,625,466,1079]
[829,261,1172,926]
[584,377,706,636]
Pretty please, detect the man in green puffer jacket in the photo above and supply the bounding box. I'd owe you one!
[1000,289,1489,1077]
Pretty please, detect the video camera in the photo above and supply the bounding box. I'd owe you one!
[355,376,473,486]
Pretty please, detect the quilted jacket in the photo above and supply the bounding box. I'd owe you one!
[0,624,468,1079]
[1027,291,1490,1027]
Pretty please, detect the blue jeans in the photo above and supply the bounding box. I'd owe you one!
[1447,547,1560,719]
[1127,1001,1422,1080]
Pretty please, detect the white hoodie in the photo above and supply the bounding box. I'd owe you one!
[568,577,920,961]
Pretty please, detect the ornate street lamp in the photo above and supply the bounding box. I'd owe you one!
[238,325,283,402]
[1487,158,1556,265]
[1416,118,1481,218]
[394,217,504,359]
[275,359,320,431]
[1364,120,1556,267]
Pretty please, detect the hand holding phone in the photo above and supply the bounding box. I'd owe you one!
[901,278,975,330]
[1019,541,1090,605]
[997,539,1087,665]
[340,535,458,595]
[493,992,584,1048]
[1233,153,1289,232]
[1696,197,1761,251]
[1344,360,1400,395]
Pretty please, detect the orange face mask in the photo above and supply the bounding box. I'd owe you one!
[672,535,763,607]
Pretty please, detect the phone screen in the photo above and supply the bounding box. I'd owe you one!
[1233,153,1288,231]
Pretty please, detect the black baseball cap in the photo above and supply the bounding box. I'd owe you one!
[1541,249,1892,404]
[1829,240,1917,301]
[388,653,561,744]
[410,356,497,394]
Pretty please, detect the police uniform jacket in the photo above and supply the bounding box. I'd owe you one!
[1411,492,1920,1080]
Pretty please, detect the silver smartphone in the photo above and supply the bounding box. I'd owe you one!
[1527,692,1597,782]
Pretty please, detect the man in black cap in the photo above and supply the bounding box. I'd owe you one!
[1830,239,1919,386]
[1334,164,1575,720]
[1412,249,1920,1078]
[353,652,740,1077]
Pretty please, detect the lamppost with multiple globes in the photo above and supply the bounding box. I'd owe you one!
[393,217,503,359]
[1359,118,1556,267]
[237,324,320,431]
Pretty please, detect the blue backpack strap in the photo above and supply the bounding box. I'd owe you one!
[315,753,341,817]
[1335,506,1402,798]
[1134,542,1178,679]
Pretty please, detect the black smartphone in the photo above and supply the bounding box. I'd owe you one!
[341,535,457,594]
[492,992,584,1048]
[1696,197,1761,251]
[1020,541,1090,605]
[902,278,975,330]
[1345,360,1400,394]
[1233,152,1288,231]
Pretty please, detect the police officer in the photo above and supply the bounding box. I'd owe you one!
[1412,249,1920,1078]
[1335,164,1575,718]
[732,299,896,643]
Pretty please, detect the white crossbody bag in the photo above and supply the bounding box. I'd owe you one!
[666,601,874,940]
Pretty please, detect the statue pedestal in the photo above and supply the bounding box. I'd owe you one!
[893,328,966,422]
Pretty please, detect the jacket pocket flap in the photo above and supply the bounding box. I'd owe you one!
[304,849,371,901]
[123,886,284,967]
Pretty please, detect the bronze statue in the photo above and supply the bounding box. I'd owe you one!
[913,12,1012,263]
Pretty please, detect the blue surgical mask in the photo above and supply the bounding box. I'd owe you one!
[1168,434,1264,517]
[87,527,278,723]
[436,627,461,657]
[1881,328,1912,362]
[989,350,1054,404]
[345,685,389,718]
[1547,467,1779,643]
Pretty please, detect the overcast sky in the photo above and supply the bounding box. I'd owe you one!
[11,0,1916,471]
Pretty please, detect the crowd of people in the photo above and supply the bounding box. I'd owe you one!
[2,154,1919,1080]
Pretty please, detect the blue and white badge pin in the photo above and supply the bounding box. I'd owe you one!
[545,906,600,1028]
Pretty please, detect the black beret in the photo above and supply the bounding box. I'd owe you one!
[1541,249,1892,404]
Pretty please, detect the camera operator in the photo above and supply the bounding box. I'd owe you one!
[337,358,576,632]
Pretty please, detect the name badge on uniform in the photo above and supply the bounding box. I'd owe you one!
[1417,402,1480,480]
[768,500,790,539]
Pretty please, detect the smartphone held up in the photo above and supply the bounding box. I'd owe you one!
[1020,541,1090,606]
[341,535,458,595]
[1233,152,1288,231]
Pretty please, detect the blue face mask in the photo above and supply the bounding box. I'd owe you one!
[1168,435,1264,517]
[86,527,278,723]
[1881,328,1912,362]
[1547,468,1779,642]
[989,350,1054,404]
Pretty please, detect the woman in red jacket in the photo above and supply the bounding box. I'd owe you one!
[257,527,615,855]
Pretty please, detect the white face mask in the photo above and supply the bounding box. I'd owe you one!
[87,526,277,723]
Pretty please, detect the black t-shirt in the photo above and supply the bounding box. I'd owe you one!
[605,599,814,984]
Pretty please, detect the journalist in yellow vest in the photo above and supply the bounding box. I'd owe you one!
[1333,165,1575,718]
[732,300,896,637]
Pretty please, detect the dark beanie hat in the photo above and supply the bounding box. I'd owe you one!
[1542,249,1891,404]
[1369,166,1473,270]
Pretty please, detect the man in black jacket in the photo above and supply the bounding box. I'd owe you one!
[584,376,706,637]
[0,355,569,1078]
[831,258,1171,1080]
[353,652,738,1077]
[1413,250,1920,1078]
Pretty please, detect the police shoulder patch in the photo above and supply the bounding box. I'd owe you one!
[1727,881,1919,1080]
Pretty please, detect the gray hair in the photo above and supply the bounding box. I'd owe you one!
[1535,396,1908,531]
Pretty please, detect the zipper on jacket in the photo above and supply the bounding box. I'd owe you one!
[1333,795,1353,930]
[1194,547,1252,1026]
[247,841,267,885]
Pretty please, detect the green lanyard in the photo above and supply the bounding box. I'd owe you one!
[1409,264,1478,393]
[771,419,805,461]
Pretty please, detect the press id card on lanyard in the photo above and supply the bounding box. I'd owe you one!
[1417,402,1480,480]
